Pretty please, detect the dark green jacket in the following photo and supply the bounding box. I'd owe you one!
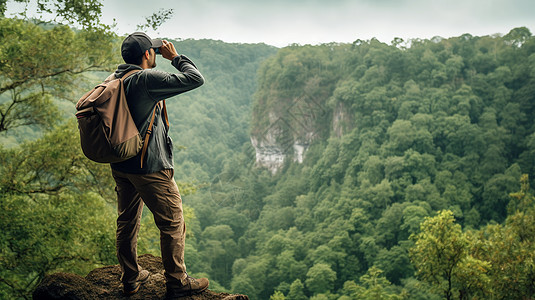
[110,55,204,174]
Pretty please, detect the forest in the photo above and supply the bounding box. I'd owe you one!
[1,1,535,299]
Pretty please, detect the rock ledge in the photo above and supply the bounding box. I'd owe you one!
[33,254,248,300]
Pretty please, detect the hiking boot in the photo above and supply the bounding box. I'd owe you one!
[123,269,150,295]
[165,275,209,299]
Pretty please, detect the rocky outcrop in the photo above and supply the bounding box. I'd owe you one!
[251,92,325,174]
[251,136,310,174]
[33,254,248,300]
[332,101,354,138]
[251,97,353,173]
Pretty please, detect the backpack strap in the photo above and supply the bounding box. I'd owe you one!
[140,100,169,168]
[140,104,157,169]
[106,69,140,82]
[120,69,141,82]
[162,100,169,128]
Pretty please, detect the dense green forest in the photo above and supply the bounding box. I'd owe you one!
[2,1,535,299]
[182,27,535,299]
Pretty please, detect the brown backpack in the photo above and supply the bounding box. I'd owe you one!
[75,70,163,168]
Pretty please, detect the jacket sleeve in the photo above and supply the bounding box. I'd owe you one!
[145,55,205,101]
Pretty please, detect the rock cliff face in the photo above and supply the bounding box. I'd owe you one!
[33,254,248,300]
[250,91,349,173]
[251,137,311,174]
[250,120,312,174]
[250,88,331,174]
[249,47,348,174]
[332,102,354,138]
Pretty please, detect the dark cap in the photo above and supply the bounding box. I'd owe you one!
[121,32,163,63]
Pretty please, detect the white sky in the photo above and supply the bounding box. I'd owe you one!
[7,0,535,47]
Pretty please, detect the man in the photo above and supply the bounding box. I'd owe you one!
[110,32,208,298]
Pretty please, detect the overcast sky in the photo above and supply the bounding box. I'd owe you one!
[8,0,535,47]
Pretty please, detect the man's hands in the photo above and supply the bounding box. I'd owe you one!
[158,40,179,60]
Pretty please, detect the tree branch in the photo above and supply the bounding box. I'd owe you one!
[0,65,101,95]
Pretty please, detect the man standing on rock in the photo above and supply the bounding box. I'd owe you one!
[110,32,209,298]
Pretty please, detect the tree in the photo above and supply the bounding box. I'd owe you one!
[270,290,287,300]
[480,165,521,222]
[231,256,271,299]
[410,211,490,299]
[275,250,307,287]
[287,279,307,300]
[0,17,118,134]
[199,225,238,286]
[1,0,104,28]
[231,276,257,300]
[373,246,413,285]
[472,174,535,299]
[305,263,337,295]
[0,2,120,298]
[0,122,117,299]
[350,267,404,300]
[503,27,532,47]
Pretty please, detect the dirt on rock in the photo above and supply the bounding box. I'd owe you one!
[33,254,249,300]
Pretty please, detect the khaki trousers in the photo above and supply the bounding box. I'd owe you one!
[111,168,187,286]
